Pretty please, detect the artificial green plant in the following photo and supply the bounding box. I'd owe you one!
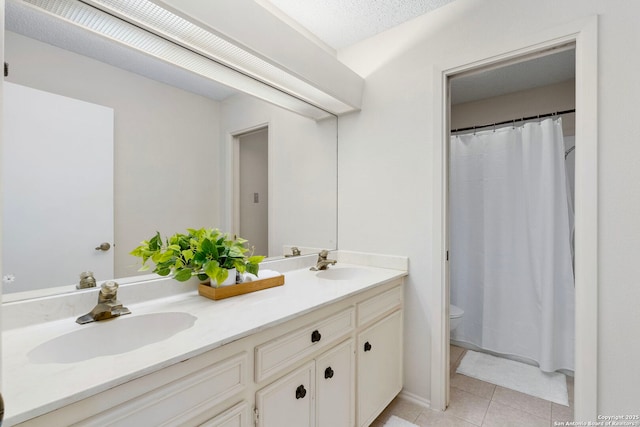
[130,228,264,286]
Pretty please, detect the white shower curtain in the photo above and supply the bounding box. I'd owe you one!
[450,118,575,372]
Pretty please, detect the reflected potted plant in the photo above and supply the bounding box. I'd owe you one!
[130,228,264,287]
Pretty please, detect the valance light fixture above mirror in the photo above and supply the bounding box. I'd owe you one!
[16,0,353,119]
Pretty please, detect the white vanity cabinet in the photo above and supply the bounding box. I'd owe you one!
[255,361,316,427]
[357,311,403,426]
[356,286,404,427]
[199,401,252,427]
[255,339,355,427]
[10,276,404,427]
[254,282,402,427]
[253,307,355,427]
[254,308,355,383]
[315,340,355,427]
[15,351,250,427]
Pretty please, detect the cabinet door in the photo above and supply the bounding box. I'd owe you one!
[357,310,403,427]
[316,340,354,427]
[256,361,315,427]
[199,401,250,427]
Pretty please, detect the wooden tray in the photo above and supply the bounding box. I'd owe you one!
[198,274,285,301]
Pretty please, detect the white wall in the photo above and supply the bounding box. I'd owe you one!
[4,31,221,279]
[451,79,576,136]
[220,94,337,257]
[338,0,640,413]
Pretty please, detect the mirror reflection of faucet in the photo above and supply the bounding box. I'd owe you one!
[284,247,301,257]
[76,281,131,324]
[76,271,97,289]
[310,250,337,271]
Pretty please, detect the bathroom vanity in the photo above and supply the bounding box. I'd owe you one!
[2,253,407,426]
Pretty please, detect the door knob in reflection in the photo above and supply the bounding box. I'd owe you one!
[95,242,111,251]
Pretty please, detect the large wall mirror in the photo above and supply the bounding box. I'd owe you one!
[2,0,337,299]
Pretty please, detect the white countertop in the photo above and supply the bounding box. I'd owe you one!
[2,259,407,425]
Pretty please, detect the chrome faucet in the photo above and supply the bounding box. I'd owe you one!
[310,250,337,271]
[76,281,131,324]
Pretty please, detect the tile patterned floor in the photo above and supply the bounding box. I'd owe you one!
[371,345,574,427]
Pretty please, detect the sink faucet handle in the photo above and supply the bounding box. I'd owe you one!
[98,280,120,303]
[101,281,118,296]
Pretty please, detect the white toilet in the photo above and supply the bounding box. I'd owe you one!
[450,304,464,332]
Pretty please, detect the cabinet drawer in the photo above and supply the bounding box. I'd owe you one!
[255,308,355,382]
[77,352,248,427]
[357,285,402,326]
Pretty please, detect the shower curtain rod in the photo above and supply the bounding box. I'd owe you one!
[451,109,576,133]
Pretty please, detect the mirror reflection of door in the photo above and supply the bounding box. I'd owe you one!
[238,128,269,257]
[2,82,114,293]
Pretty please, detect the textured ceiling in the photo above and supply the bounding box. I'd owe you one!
[262,0,575,103]
[262,0,457,50]
[450,49,576,105]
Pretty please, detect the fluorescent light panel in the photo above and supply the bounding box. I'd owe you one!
[21,0,336,119]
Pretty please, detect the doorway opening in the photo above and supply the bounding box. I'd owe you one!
[447,45,576,413]
[432,18,599,417]
[234,126,269,257]
[432,18,598,418]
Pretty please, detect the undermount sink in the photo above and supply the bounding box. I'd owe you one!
[315,267,372,281]
[28,312,197,364]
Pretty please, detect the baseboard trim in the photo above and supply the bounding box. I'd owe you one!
[398,389,431,409]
